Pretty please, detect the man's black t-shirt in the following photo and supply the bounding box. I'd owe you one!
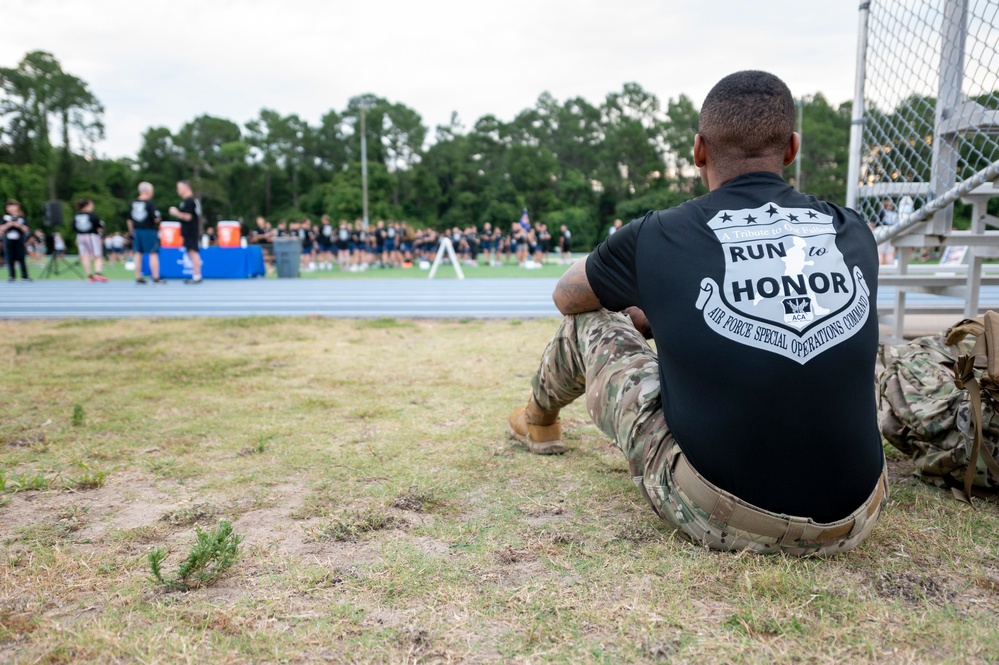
[319,223,333,245]
[127,200,160,231]
[179,197,198,232]
[73,212,103,235]
[299,228,314,250]
[585,172,882,522]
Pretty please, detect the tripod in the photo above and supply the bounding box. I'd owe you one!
[38,232,85,280]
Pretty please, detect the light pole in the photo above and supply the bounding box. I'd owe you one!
[794,95,813,191]
[360,105,369,231]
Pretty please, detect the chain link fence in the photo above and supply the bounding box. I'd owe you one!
[854,0,999,231]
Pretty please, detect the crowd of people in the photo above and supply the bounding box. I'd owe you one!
[0,181,204,284]
[1,196,579,281]
[244,214,576,273]
[1,184,921,284]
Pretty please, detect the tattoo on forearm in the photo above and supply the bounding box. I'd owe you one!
[555,262,600,313]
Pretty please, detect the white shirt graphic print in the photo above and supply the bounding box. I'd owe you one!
[694,202,872,364]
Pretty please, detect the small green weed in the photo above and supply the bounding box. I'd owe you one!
[56,504,89,533]
[238,434,272,456]
[67,462,109,490]
[148,520,242,591]
[147,458,179,477]
[72,404,85,427]
[7,471,52,492]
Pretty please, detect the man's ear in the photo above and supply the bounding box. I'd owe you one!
[783,132,800,167]
[694,134,708,168]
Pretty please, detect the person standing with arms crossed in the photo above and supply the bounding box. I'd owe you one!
[127,182,165,284]
[169,180,202,284]
[1,199,31,282]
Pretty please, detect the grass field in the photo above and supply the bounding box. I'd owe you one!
[20,255,573,281]
[2,316,999,663]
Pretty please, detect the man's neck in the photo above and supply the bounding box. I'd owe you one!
[707,163,784,191]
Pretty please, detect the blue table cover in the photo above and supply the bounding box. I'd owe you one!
[143,247,265,279]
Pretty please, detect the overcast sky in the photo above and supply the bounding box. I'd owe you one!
[1,0,862,159]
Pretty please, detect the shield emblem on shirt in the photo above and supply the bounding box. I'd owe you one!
[695,203,872,364]
[710,204,855,332]
[131,202,148,223]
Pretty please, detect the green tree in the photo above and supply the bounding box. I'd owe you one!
[245,109,312,212]
[0,50,104,196]
[786,94,851,204]
[663,94,700,184]
[382,102,427,207]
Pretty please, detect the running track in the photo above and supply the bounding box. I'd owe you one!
[2,277,999,320]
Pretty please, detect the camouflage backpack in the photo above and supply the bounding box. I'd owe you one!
[879,311,999,502]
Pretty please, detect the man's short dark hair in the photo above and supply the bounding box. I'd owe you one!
[698,71,795,161]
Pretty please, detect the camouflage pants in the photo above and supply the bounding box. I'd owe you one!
[531,309,887,555]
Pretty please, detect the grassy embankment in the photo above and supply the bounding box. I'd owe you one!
[2,317,998,663]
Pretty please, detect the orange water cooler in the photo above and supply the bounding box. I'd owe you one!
[217,221,242,248]
[159,221,182,248]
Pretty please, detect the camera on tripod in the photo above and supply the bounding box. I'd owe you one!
[39,200,85,280]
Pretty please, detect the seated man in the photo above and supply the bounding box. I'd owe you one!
[509,71,887,555]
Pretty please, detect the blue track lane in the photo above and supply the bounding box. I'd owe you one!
[2,278,998,320]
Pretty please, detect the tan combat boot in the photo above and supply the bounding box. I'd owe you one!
[508,398,567,455]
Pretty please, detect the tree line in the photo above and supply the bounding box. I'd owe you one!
[2,50,860,250]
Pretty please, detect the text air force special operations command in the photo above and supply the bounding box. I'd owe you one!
[694,203,872,364]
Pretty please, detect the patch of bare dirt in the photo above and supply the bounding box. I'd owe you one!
[872,571,956,604]
[0,471,179,545]
[886,456,917,485]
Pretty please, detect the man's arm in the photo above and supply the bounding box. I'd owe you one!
[552,257,602,315]
[168,206,193,222]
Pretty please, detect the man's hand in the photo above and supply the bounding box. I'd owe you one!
[552,258,602,315]
[623,306,653,339]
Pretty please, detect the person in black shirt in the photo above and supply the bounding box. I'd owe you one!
[126,182,165,284]
[317,214,334,270]
[508,71,886,555]
[73,198,108,282]
[1,199,31,282]
[336,220,351,270]
[168,180,202,284]
[559,224,572,263]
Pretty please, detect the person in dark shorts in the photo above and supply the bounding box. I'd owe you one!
[336,220,350,270]
[318,214,334,270]
[126,182,165,284]
[169,180,202,284]
[1,199,31,282]
[508,71,886,555]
